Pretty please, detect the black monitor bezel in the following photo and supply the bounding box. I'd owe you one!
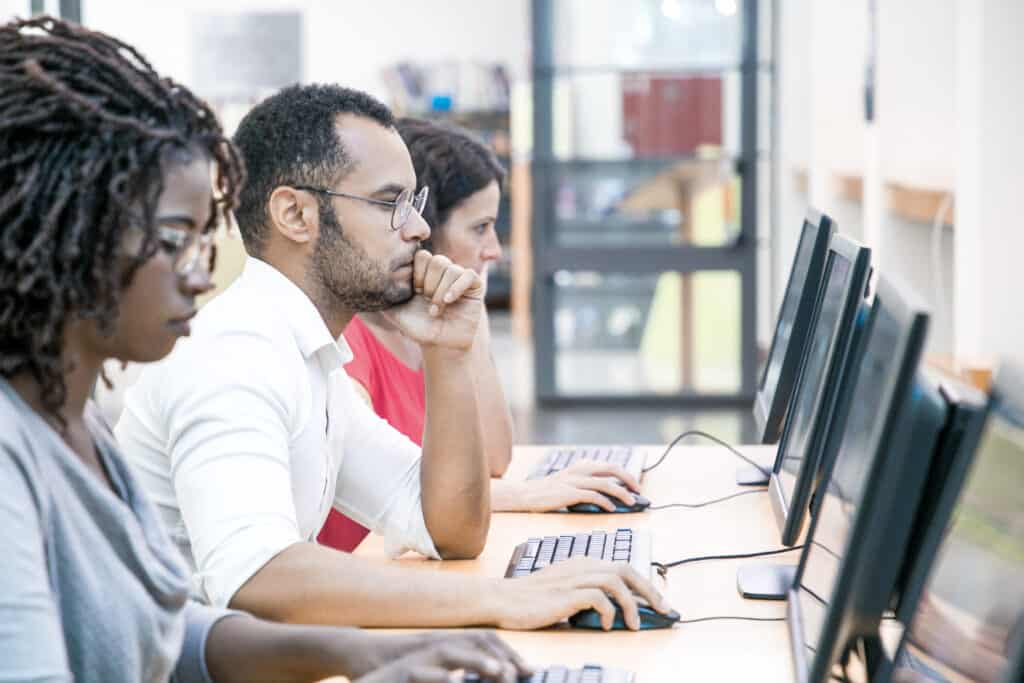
[787,275,942,683]
[754,208,836,444]
[768,233,872,547]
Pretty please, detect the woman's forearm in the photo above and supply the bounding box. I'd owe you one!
[472,307,514,476]
[204,617,363,682]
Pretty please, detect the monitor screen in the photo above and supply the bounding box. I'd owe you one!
[760,219,819,399]
[794,300,904,666]
[893,393,1024,683]
[776,253,853,503]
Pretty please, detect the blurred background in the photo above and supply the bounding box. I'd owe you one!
[4,0,1021,445]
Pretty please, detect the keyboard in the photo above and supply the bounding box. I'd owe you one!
[527,446,648,481]
[505,529,652,581]
[463,665,635,683]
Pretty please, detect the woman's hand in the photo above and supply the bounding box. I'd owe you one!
[205,620,528,683]
[353,631,531,683]
[492,461,641,513]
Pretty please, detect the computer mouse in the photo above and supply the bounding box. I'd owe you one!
[569,603,680,630]
[567,493,651,514]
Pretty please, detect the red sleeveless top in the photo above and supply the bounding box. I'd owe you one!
[317,316,426,552]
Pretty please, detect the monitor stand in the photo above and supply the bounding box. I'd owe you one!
[736,464,770,486]
[736,563,796,600]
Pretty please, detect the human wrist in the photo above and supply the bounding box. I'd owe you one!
[279,625,370,680]
[491,479,526,512]
[421,344,473,365]
[476,577,513,627]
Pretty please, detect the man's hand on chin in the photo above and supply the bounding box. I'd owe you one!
[383,250,483,350]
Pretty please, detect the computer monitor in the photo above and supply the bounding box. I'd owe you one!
[753,209,835,446]
[891,377,989,623]
[1006,626,1024,683]
[770,234,871,546]
[735,235,870,600]
[787,275,948,683]
[880,363,1024,683]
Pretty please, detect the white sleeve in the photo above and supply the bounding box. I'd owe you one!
[162,331,304,608]
[331,373,440,559]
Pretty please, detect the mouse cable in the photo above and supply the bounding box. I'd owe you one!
[648,488,766,511]
[675,614,786,625]
[642,429,771,479]
[653,544,805,577]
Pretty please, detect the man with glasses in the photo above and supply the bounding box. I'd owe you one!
[116,84,670,630]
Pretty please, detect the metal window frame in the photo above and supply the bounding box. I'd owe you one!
[529,0,765,407]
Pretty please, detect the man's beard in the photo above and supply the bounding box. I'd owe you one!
[312,204,416,313]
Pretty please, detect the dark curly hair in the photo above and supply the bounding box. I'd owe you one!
[232,83,395,256]
[0,16,244,426]
[395,117,505,247]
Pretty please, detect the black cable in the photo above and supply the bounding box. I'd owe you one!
[676,615,786,625]
[653,544,805,575]
[648,488,766,510]
[642,429,771,478]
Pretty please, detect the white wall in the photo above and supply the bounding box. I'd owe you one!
[954,0,1024,365]
[775,0,961,356]
[79,0,529,104]
[774,0,867,326]
[776,0,1024,365]
[877,1,956,190]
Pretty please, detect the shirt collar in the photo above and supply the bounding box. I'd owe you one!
[239,258,353,367]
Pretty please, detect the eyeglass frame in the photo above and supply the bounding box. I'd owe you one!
[153,226,217,276]
[291,184,429,231]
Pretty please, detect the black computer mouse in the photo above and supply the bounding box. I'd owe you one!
[567,493,651,514]
[569,603,680,630]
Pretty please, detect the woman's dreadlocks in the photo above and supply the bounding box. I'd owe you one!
[0,16,245,424]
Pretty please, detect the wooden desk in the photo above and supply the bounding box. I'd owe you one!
[355,444,797,681]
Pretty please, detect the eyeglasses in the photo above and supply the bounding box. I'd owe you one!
[292,184,429,231]
[155,226,217,276]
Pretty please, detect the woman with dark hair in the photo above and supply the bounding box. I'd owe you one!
[318,117,642,553]
[0,17,526,682]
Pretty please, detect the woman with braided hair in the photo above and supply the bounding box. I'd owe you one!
[318,117,643,554]
[0,16,527,683]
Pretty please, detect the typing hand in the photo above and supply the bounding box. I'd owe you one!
[508,462,641,513]
[383,250,483,351]
[496,558,673,631]
[353,631,531,683]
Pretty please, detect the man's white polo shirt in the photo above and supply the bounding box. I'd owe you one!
[116,257,439,608]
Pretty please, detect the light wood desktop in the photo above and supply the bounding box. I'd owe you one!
[353,443,800,681]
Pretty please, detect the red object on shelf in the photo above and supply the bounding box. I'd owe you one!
[622,73,722,157]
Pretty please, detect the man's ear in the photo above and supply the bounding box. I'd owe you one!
[268,186,319,245]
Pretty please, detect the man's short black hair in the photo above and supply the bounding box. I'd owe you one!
[232,83,395,255]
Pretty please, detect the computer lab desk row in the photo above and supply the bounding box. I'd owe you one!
[353,444,802,682]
